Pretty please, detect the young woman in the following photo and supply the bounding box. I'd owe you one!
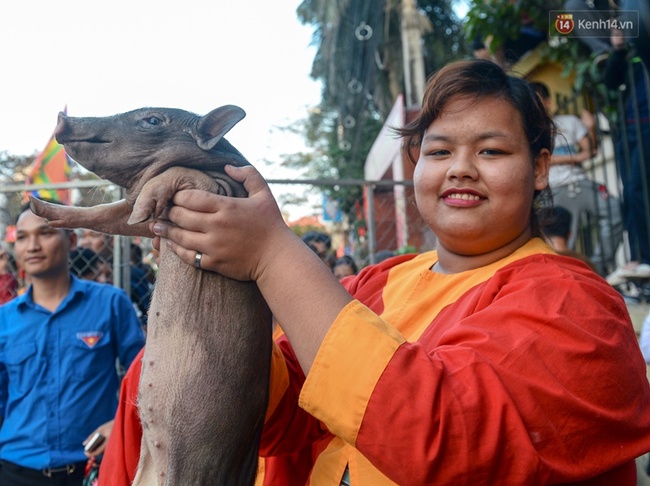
[151,59,650,484]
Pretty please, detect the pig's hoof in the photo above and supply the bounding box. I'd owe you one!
[127,209,151,225]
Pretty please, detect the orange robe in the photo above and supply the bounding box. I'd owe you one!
[261,238,650,484]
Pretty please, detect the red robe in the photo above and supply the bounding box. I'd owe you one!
[98,347,144,486]
[261,238,650,484]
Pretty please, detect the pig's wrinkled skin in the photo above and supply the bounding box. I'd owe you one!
[30,106,272,485]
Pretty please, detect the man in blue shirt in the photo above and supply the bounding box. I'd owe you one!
[0,204,145,485]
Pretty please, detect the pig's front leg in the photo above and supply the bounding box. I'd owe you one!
[29,197,153,237]
[128,167,224,225]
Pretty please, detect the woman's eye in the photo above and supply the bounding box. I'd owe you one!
[427,149,450,157]
[481,149,503,156]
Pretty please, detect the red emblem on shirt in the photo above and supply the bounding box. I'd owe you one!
[77,332,104,349]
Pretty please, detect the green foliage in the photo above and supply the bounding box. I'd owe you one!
[464,1,616,106]
[464,0,563,52]
[292,0,466,239]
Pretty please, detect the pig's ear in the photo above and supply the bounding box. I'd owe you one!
[196,105,246,150]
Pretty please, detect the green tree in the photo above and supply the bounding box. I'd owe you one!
[463,0,608,91]
[287,0,466,229]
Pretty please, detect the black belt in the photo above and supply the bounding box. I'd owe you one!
[42,462,84,477]
[1,459,86,478]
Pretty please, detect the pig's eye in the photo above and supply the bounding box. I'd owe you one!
[145,116,162,126]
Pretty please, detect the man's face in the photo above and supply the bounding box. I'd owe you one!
[79,229,112,257]
[15,211,75,279]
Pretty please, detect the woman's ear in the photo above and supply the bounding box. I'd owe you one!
[533,149,550,191]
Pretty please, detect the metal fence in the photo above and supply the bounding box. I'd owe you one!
[1,61,649,304]
[0,177,424,324]
[556,59,650,284]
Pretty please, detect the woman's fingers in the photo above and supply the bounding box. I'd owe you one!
[149,164,281,280]
[225,164,269,197]
[171,189,223,216]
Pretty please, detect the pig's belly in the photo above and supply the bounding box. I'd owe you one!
[136,308,271,484]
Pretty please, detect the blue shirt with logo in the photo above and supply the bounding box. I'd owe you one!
[0,275,145,469]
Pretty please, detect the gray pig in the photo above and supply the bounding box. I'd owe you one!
[31,106,273,485]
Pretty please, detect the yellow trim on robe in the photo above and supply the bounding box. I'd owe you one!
[298,238,556,485]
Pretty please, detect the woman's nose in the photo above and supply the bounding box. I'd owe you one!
[447,152,478,180]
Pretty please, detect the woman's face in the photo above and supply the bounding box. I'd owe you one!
[414,96,549,258]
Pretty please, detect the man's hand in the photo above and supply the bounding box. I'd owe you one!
[83,420,114,458]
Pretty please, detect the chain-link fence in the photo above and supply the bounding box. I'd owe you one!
[0,177,426,322]
[2,61,648,305]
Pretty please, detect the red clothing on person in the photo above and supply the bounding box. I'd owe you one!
[261,238,650,485]
[0,273,18,305]
[98,347,144,486]
[98,345,312,486]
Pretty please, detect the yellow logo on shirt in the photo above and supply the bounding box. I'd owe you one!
[77,332,104,348]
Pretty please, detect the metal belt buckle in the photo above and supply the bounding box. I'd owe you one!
[42,463,76,477]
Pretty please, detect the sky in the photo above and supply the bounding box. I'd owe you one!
[0,0,321,180]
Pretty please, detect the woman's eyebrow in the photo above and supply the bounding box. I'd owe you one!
[423,131,513,143]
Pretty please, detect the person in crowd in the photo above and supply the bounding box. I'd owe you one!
[531,81,623,276]
[301,231,334,268]
[332,255,359,281]
[78,230,153,327]
[150,59,650,484]
[70,247,102,281]
[603,27,650,281]
[78,229,113,261]
[70,245,113,285]
[0,242,17,305]
[542,205,598,272]
[130,243,156,286]
[0,202,145,486]
[563,0,618,58]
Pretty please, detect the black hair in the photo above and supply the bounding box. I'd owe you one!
[530,81,551,100]
[301,231,332,250]
[333,255,358,274]
[543,206,572,239]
